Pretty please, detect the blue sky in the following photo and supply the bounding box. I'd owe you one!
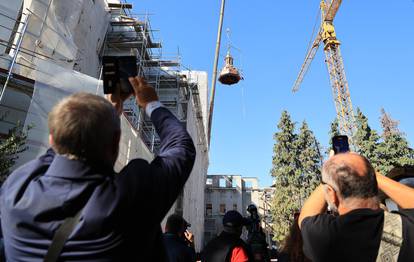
[132,0,414,187]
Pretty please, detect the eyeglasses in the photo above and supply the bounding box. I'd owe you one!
[321,180,336,192]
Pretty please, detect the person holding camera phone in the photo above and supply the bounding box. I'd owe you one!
[0,77,196,261]
[163,214,196,262]
[298,136,414,262]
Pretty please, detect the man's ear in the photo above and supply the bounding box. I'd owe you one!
[49,134,54,147]
[327,185,339,206]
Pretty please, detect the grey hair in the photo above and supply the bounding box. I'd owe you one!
[322,154,378,199]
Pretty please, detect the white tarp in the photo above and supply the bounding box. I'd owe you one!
[0,0,23,55]
[16,0,109,78]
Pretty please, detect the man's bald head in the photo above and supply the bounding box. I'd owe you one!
[322,153,378,200]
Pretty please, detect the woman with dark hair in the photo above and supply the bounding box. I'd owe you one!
[277,213,311,262]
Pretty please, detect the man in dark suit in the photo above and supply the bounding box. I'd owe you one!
[0,77,196,261]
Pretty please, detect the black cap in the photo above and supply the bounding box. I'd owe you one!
[223,210,248,227]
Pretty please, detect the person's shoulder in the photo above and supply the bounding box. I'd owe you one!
[301,213,336,229]
[394,208,414,224]
[4,150,54,187]
[395,208,414,217]
[1,150,54,202]
[117,158,150,177]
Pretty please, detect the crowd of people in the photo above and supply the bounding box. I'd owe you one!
[0,77,413,261]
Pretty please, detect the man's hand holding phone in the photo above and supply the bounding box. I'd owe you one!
[128,77,159,109]
[106,84,133,115]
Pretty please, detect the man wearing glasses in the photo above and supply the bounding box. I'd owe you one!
[299,153,414,262]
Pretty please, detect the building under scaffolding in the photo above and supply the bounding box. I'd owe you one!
[0,0,209,251]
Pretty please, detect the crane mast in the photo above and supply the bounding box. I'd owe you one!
[293,0,355,141]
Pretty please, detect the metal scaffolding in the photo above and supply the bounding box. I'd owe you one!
[104,3,194,153]
[0,0,206,155]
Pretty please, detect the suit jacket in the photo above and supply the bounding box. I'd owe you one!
[0,107,196,261]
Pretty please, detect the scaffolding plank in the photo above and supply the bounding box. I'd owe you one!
[110,21,140,26]
[108,3,133,9]
[147,42,162,49]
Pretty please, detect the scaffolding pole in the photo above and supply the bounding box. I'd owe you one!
[0,14,29,104]
[207,0,225,148]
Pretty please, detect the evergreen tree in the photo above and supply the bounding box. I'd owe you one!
[353,108,381,169]
[380,108,400,139]
[270,113,323,243]
[329,118,340,138]
[0,121,29,184]
[377,109,414,175]
[296,121,322,202]
[270,111,300,242]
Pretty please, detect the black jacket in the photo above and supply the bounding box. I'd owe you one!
[202,232,253,262]
[0,107,196,261]
[163,233,196,262]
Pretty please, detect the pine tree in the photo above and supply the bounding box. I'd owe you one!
[380,108,400,139]
[296,121,322,201]
[0,121,29,184]
[377,109,414,175]
[270,111,300,242]
[353,108,381,169]
[270,113,323,243]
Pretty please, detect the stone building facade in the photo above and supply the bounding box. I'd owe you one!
[204,174,274,246]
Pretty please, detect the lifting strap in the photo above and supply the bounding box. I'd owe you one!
[43,208,83,262]
[376,211,403,262]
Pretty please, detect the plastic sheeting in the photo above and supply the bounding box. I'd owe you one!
[16,0,109,78]
[0,0,23,55]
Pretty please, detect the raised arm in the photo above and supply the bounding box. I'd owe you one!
[129,77,196,221]
[376,172,414,209]
[149,106,196,218]
[298,185,327,228]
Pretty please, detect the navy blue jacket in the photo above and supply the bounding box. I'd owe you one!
[0,107,196,261]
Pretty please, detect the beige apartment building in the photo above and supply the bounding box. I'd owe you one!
[204,174,274,246]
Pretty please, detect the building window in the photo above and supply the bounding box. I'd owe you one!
[233,204,237,210]
[232,179,237,188]
[245,181,253,188]
[206,178,213,185]
[219,178,226,188]
[206,203,212,216]
[219,204,226,215]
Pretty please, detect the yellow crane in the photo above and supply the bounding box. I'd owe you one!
[292,0,355,141]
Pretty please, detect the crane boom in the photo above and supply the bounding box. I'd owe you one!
[324,0,342,21]
[292,0,356,142]
[292,32,322,92]
[324,44,355,138]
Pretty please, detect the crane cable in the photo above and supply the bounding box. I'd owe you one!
[304,7,321,56]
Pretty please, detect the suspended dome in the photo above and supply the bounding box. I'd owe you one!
[218,51,242,85]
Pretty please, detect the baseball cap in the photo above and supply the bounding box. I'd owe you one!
[222,210,248,227]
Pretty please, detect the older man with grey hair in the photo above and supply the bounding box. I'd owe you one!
[299,153,414,262]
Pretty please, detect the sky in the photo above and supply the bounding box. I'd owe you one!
[132,0,414,187]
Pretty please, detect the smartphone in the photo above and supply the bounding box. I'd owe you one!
[102,56,137,94]
[332,135,350,154]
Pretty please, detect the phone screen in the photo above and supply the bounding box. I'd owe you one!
[332,135,350,154]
